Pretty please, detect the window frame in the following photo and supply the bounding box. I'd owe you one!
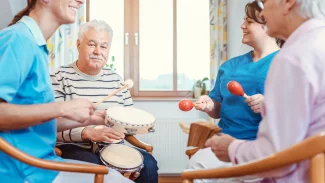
[86,0,206,98]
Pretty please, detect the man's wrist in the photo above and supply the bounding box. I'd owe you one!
[81,127,91,141]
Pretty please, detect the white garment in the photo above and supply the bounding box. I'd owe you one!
[186,147,241,183]
[53,159,133,183]
[186,148,262,183]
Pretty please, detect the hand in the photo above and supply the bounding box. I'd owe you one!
[82,110,106,126]
[195,95,214,113]
[245,94,264,113]
[60,99,96,123]
[82,125,125,142]
[205,134,235,162]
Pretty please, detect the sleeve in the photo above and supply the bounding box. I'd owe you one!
[209,69,223,103]
[0,33,34,103]
[57,126,92,142]
[123,89,134,107]
[52,69,88,142]
[50,69,66,102]
[228,56,313,178]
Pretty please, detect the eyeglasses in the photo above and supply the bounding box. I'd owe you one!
[257,0,264,10]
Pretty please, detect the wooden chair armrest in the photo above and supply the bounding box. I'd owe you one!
[182,133,325,182]
[0,138,108,174]
[186,147,200,159]
[55,147,62,156]
[125,135,153,154]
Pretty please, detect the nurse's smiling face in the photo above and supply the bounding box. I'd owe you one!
[47,0,84,24]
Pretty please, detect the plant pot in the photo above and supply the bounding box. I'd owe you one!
[193,87,203,98]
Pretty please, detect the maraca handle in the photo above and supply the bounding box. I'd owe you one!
[243,93,249,99]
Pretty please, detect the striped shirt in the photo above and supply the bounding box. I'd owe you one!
[51,61,133,146]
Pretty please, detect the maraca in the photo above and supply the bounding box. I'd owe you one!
[179,99,196,111]
[227,81,248,98]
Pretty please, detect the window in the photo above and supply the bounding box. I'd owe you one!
[88,0,210,97]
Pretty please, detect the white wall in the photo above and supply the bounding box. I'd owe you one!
[0,0,26,30]
[227,0,253,59]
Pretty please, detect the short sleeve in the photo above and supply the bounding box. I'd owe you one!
[0,32,34,103]
[209,69,223,103]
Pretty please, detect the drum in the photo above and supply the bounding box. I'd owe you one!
[99,144,144,180]
[105,106,155,135]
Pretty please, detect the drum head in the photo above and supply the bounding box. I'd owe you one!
[106,107,155,126]
[100,144,143,169]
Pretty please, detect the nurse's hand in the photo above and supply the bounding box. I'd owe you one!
[195,95,214,113]
[60,99,96,123]
[245,94,264,113]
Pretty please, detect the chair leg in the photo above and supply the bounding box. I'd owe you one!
[182,179,193,183]
[310,153,325,183]
[94,174,104,183]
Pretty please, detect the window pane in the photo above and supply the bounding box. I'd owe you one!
[139,0,174,91]
[89,0,124,78]
[177,0,210,91]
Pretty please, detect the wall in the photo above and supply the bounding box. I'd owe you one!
[227,0,253,59]
[0,0,26,30]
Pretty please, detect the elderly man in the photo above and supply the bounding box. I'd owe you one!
[204,0,325,182]
[51,20,158,183]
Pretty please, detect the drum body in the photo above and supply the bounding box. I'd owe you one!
[99,144,144,180]
[105,107,155,135]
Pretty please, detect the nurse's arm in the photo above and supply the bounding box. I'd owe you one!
[206,100,221,119]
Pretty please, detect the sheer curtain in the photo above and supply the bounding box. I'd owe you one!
[209,0,227,89]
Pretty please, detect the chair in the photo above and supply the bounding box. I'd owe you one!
[125,135,154,154]
[0,138,108,183]
[181,132,325,183]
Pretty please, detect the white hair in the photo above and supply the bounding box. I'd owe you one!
[78,20,113,44]
[277,0,325,19]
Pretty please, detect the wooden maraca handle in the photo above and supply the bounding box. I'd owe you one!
[96,85,128,107]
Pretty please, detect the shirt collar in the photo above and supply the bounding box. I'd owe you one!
[18,16,49,52]
[284,19,325,48]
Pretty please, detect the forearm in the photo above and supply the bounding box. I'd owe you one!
[206,100,221,119]
[0,102,64,131]
[57,117,84,132]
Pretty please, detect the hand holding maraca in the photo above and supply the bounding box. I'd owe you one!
[245,94,264,113]
[178,95,214,112]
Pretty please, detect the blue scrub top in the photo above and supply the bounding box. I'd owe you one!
[0,16,63,183]
[209,51,278,140]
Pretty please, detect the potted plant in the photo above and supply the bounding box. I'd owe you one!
[106,56,116,71]
[192,77,209,98]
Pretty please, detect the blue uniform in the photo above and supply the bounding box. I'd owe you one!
[209,51,278,140]
[0,16,62,182]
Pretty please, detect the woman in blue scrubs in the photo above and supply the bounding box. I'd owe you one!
[187,1,283,181]
[0,0,132,183]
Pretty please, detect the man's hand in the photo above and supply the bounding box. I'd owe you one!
[245,94,264,113]
[82,125,125,142]
[205,134,235,162]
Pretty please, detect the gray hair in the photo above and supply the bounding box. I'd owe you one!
[277,0,325,19]
[78,20,113,44]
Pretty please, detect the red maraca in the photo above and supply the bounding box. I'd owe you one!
[179,99,197,111]
[227,81,248,98]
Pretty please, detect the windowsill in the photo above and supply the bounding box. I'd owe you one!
[132,97,195,101]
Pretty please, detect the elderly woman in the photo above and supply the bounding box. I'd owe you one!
[205,0,325,182]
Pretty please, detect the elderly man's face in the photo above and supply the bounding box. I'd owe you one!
[259,0,285,39]
[77,28,110,71]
